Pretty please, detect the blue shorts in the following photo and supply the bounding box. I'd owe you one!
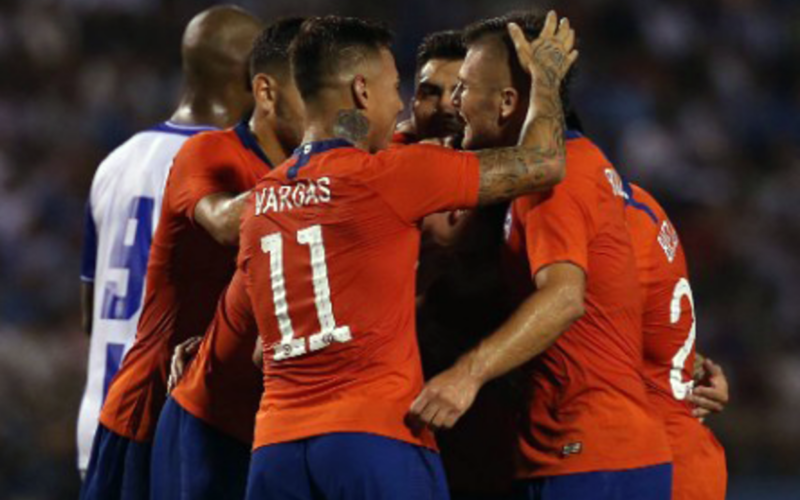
[246,432,450,500]
[80,423,152,500]
[513,463,673,500]
[150,397,251,500]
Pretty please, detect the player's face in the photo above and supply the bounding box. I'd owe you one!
[364,48,405,152]
[274,77,306,152]
[453,43,508,151]
[412,58,464,141]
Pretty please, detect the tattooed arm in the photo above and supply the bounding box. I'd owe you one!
[475,12,579,205]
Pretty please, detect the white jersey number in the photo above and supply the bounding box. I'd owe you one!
[670,278,696,400]
[260,225,352,361]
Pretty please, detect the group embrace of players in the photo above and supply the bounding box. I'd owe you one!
[77,4,730,500]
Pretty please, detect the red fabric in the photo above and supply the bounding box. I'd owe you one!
[627,184,727,499]
[241,143,480,451]
[171,267,261,444]
[504,137,672,478]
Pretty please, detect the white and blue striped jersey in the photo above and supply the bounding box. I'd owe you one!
[77,121,216,471]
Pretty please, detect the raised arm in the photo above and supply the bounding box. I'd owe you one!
[194,191,251,246]
[475,11,578,205]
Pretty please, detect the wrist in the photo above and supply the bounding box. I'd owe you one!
[459,348,491,387]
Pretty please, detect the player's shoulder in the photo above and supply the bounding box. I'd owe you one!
[177,127,240,156]
[565,133,615,178]
[90,123,198,190]
[628,183,684,265]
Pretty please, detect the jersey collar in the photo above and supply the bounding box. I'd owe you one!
[565,129,582,140]
[287,138,354,179]
[148,121,218,137]
[235,120,274,168]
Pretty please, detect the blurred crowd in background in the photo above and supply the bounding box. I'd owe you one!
[0,0,798,497]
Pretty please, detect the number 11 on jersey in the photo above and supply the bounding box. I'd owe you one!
[261,225,352,361]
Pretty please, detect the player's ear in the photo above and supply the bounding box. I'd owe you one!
[499,87,521,121]
[351,74,369,111]
[252,73,277,113]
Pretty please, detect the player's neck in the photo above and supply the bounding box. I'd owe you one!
[301,100,370,151]
[250,113,291,166]
[170,89,243,129]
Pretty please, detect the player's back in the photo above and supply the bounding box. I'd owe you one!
[77,121,216,470]
[100,124,273,441]
[625,183,695,416]
[504,134,671,478]
[241,139,480,452]
[625,183,726,500]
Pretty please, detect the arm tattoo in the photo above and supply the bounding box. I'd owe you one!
[333,109,370,144]
[475,83,565,205]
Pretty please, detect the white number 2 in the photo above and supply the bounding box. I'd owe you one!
[669,278,696,400]
[261,225,351,361]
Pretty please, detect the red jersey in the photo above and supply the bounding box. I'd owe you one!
[100,124,273,441]
[170,265,261,444]
[239,139,480,451]
[504,134,671,477]
[625,183,726,499]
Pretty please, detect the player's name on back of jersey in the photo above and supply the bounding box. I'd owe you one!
[255,177,332,215]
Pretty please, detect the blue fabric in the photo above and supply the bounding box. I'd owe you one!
[146,121,217,137]
[150,398,251,500]
[512,463,673,500]
[234,120,273,168]
[287,138,353,179]
[80,424,152,500]
[81,201,97,282]
[622,177,659,224]
[246,432,450,500]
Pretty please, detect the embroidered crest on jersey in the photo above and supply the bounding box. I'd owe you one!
[658,220,679,263]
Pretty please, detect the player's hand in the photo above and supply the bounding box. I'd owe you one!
[407,362,482,432]
[508,11,578,89]
[688,358,729,420]
[167,336,203,393]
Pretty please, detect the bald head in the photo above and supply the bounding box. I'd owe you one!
[182,5,263,90]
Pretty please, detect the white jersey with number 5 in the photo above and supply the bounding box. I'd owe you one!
[76,122,216,472]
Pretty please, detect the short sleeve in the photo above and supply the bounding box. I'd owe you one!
[167,134,247,222]
[368,144,480,224]
[81,200,97,282]
[521,185,593,277]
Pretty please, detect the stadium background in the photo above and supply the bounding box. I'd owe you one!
[0,0,798,497]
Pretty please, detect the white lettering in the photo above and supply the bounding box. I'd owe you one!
[255,179,333,214]
[279,186,293,211]
[318,177,331,202]
[265,188,279,213]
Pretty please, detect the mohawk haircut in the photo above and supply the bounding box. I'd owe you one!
[249,17,306,82]
[290,16,394,101]
[464,10,576,122]
[415,30,466,76]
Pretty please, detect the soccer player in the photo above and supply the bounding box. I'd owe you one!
[395,30,466,146]
[79,8,268,500]
[149,18,306,500]
[624,182,727,500]
[76,4,261,483]
[241,13,576,500]
[409,11,674,500]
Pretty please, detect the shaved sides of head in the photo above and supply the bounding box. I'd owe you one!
[181,5,263,90]
[289,16,394,102]
[464,10,575,118]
